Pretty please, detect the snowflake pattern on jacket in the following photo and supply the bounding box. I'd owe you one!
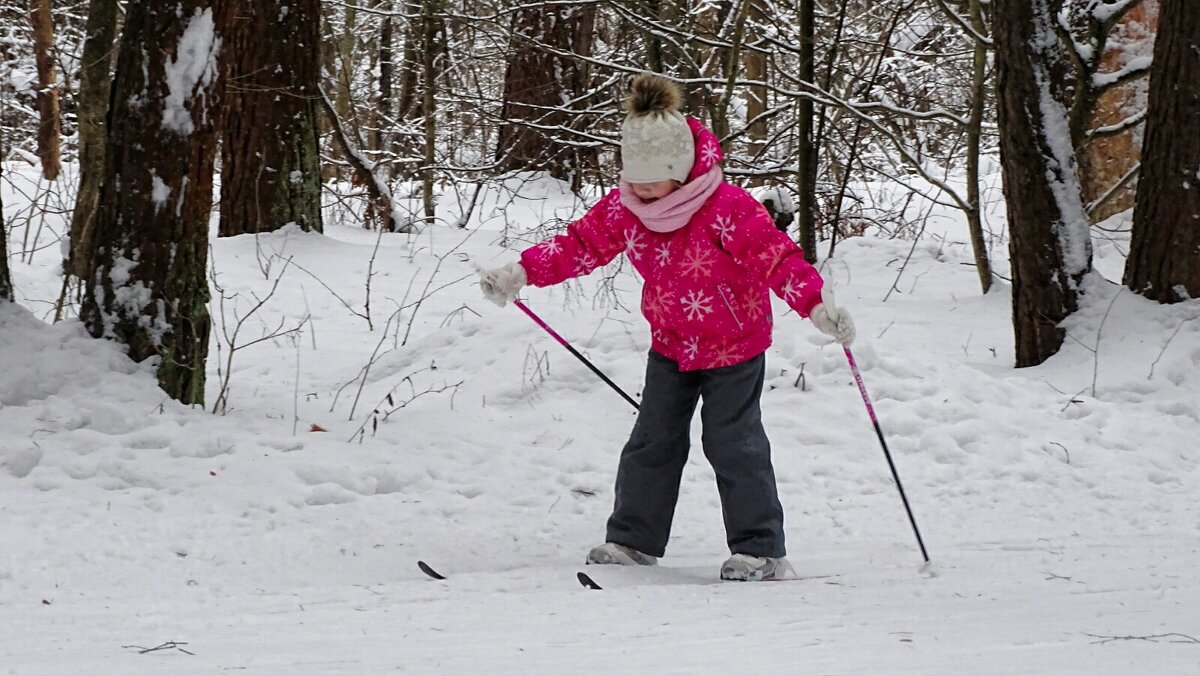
[519,117,824,371]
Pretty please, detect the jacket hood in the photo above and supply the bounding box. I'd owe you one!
[684,117,723,183]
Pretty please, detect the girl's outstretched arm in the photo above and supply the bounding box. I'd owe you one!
[718,195,824,317]
[520,191,628,288]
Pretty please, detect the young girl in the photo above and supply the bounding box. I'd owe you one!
[480,73,855,581]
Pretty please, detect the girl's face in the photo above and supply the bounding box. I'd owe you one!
[629,180,680,201]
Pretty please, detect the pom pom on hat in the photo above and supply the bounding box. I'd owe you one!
[620,73,695,184]
[626,72,683,116]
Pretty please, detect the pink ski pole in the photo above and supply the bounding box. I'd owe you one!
[513,299,640,411]
[844,345,930,563]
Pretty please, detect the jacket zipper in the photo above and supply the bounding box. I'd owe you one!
[717,284,744,330]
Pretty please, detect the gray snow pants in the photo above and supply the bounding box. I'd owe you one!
[606,350,785,558]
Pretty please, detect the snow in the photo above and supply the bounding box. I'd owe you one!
[151,173,171,212]
[1092,55,1153,88]
[750,185,795,214]
[2,164,1200,673]
[162,8,222,136]
[1092,0,1144,24]
[1033,1,1094,278]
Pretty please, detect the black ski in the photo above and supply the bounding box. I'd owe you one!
[577,569,837,589]
[577,571,602,590]
[417,560,446,580]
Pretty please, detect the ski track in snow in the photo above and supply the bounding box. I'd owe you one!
[2,169,1199,673]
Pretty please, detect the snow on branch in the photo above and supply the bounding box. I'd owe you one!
[1092,56,1152,90]
[1058,0,1148,69]
[927,0,993,45]
[319,86,414,233]
[843,99,971,128]
[1090,0,1144,24]
[773,81,973,214]
[1055,13,1097,66]
[1087,109,1147,138]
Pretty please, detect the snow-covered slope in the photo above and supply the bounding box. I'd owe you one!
[2,175,1199,673]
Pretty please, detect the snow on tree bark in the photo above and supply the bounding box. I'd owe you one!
[219,0,323,236]
[994,0,1094,367]
[1124,0,1200,303]
[80,1,236,406]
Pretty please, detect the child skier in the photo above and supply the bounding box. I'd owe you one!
[479,73,855,581]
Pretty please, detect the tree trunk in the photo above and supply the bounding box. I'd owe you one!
[335,0,358,127]
[319,4,341,182]
[1124,0,1200,303]
[0,161,10,302]
[28,0,61,181]
[421,0,439,224]
[994,0,1093,367]
[700,0,743,146]
[795,0,818,263]
[220,0,323,237]
[65,0,121,282]
[1080,3,1158,221]
[965,0,993,294]
[376,1,394,159]
[742,0,768,185]
[495,3,597,183]
[640,0,664,72]
[396,1,421,123]
[80,0,236,405]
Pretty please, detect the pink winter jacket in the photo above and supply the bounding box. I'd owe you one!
[520,118,824,371]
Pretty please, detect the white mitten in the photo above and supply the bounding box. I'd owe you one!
[479,262,527,307]
[809,287,856,345]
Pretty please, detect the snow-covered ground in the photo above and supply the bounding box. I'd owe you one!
[2,168,1199,674]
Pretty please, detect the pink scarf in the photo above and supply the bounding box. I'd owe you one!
[620,167,723,233]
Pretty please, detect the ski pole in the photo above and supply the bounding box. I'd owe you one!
[512,299,640,411]
[843,346,930,563]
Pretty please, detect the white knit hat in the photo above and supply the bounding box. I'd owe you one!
[620,73,695,184]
